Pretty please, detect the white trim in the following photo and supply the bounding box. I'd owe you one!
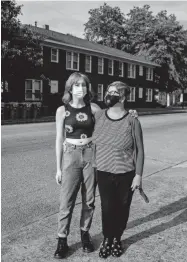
[146,68,153,81]
[97,84,104,101]
[139,87,143,98]
[44,39,158,67]
[127,64,136,79]
[108,59,114,76]
[25,79,43,101]
[51,48,59,63]
[98,57,104,74]
[66,51,80,71]
[85,55,92,73]
[119,61,124,77]
[127,87,136,102]
[89,83,92,92]
[146,88,153,102]
[139,65,143,76]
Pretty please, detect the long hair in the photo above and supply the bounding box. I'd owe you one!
[62,72,93,104]
[104,81,131,106]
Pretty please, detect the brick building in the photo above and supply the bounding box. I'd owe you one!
[7,24,160,109]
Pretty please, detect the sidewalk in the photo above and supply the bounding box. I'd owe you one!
[1,107,187,125]
[2,164,187,262]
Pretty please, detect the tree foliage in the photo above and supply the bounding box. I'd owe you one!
[1,0,43,87]
[123,7,187,91]
[84,3,187,91]
[84,2,126,48]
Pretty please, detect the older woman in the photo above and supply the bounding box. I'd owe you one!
[93,81,144,258]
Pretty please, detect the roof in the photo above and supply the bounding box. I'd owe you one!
[25,25,159,67]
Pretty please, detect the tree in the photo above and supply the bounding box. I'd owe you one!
[84,2,126,48]
[122,7,187,92]
[1,0,43,91]
[122,5,156,54]
[84,3,187,92]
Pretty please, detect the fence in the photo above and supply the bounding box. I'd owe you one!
[1,103,49,122]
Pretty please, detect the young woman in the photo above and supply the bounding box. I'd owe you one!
[54,72,100,259]
[92,81,144,259]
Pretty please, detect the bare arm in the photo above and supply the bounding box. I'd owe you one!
[56,106,65,173]
[134,118,144,176]
[90,102,102,115]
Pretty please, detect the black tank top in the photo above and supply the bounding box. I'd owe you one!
[64,103,95,139]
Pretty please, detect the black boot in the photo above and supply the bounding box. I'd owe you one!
[111,237,123,257]
[81,230,94,253]
[99,238,113,259]
[54,237,69,259]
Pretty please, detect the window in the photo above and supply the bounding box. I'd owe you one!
[139,65,143,76]
[119,62,124,77]
[98,57,104,74]
[127,64,136,78]
[139,88,143,98]
[25,80,42,101]
[146,88,153,102]
[146,68,153,81]
[50,80,58,94]
[97,84,103,101]
[108,60,114,75]
[85,55,92,73]
[127,87,136,102]
[51,48,59,63]
[66,51,80,70]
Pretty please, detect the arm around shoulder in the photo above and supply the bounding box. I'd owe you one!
[91,102,105,121]
[90,102,101,115]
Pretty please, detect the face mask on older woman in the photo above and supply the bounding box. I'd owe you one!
[105,94,120,107]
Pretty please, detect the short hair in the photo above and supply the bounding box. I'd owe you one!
[104,81,131,104]
[62,72,93,104]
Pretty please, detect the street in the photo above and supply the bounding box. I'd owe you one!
[1,113,187,262]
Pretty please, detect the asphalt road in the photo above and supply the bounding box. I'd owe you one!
[1,113,187,238]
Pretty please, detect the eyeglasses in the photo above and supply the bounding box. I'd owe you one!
[107,91,120,96]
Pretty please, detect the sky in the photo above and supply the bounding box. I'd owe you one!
[18,1,187,38]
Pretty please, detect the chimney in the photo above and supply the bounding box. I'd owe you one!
[45,24,49,30]
[35,21,37,27]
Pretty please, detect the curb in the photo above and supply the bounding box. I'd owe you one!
[1,110,187,125]
[138,110,187,116]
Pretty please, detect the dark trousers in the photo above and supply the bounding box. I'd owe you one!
[97,170,135,240]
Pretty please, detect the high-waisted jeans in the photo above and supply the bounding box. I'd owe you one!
[58,141,96,238]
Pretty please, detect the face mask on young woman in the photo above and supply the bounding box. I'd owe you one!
[105,94,120,107]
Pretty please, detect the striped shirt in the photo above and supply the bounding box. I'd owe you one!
[92,109,135,174]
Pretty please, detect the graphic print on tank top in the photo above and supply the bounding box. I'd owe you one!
[64,103,94,139]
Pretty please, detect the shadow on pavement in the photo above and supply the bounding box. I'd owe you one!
[122,208,187,252]
[65,197,187,258]
[127,196,187,230]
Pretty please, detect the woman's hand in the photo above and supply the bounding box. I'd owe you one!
[129,109,138,118]
[56,170,62,185]
[131,174,142,191]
